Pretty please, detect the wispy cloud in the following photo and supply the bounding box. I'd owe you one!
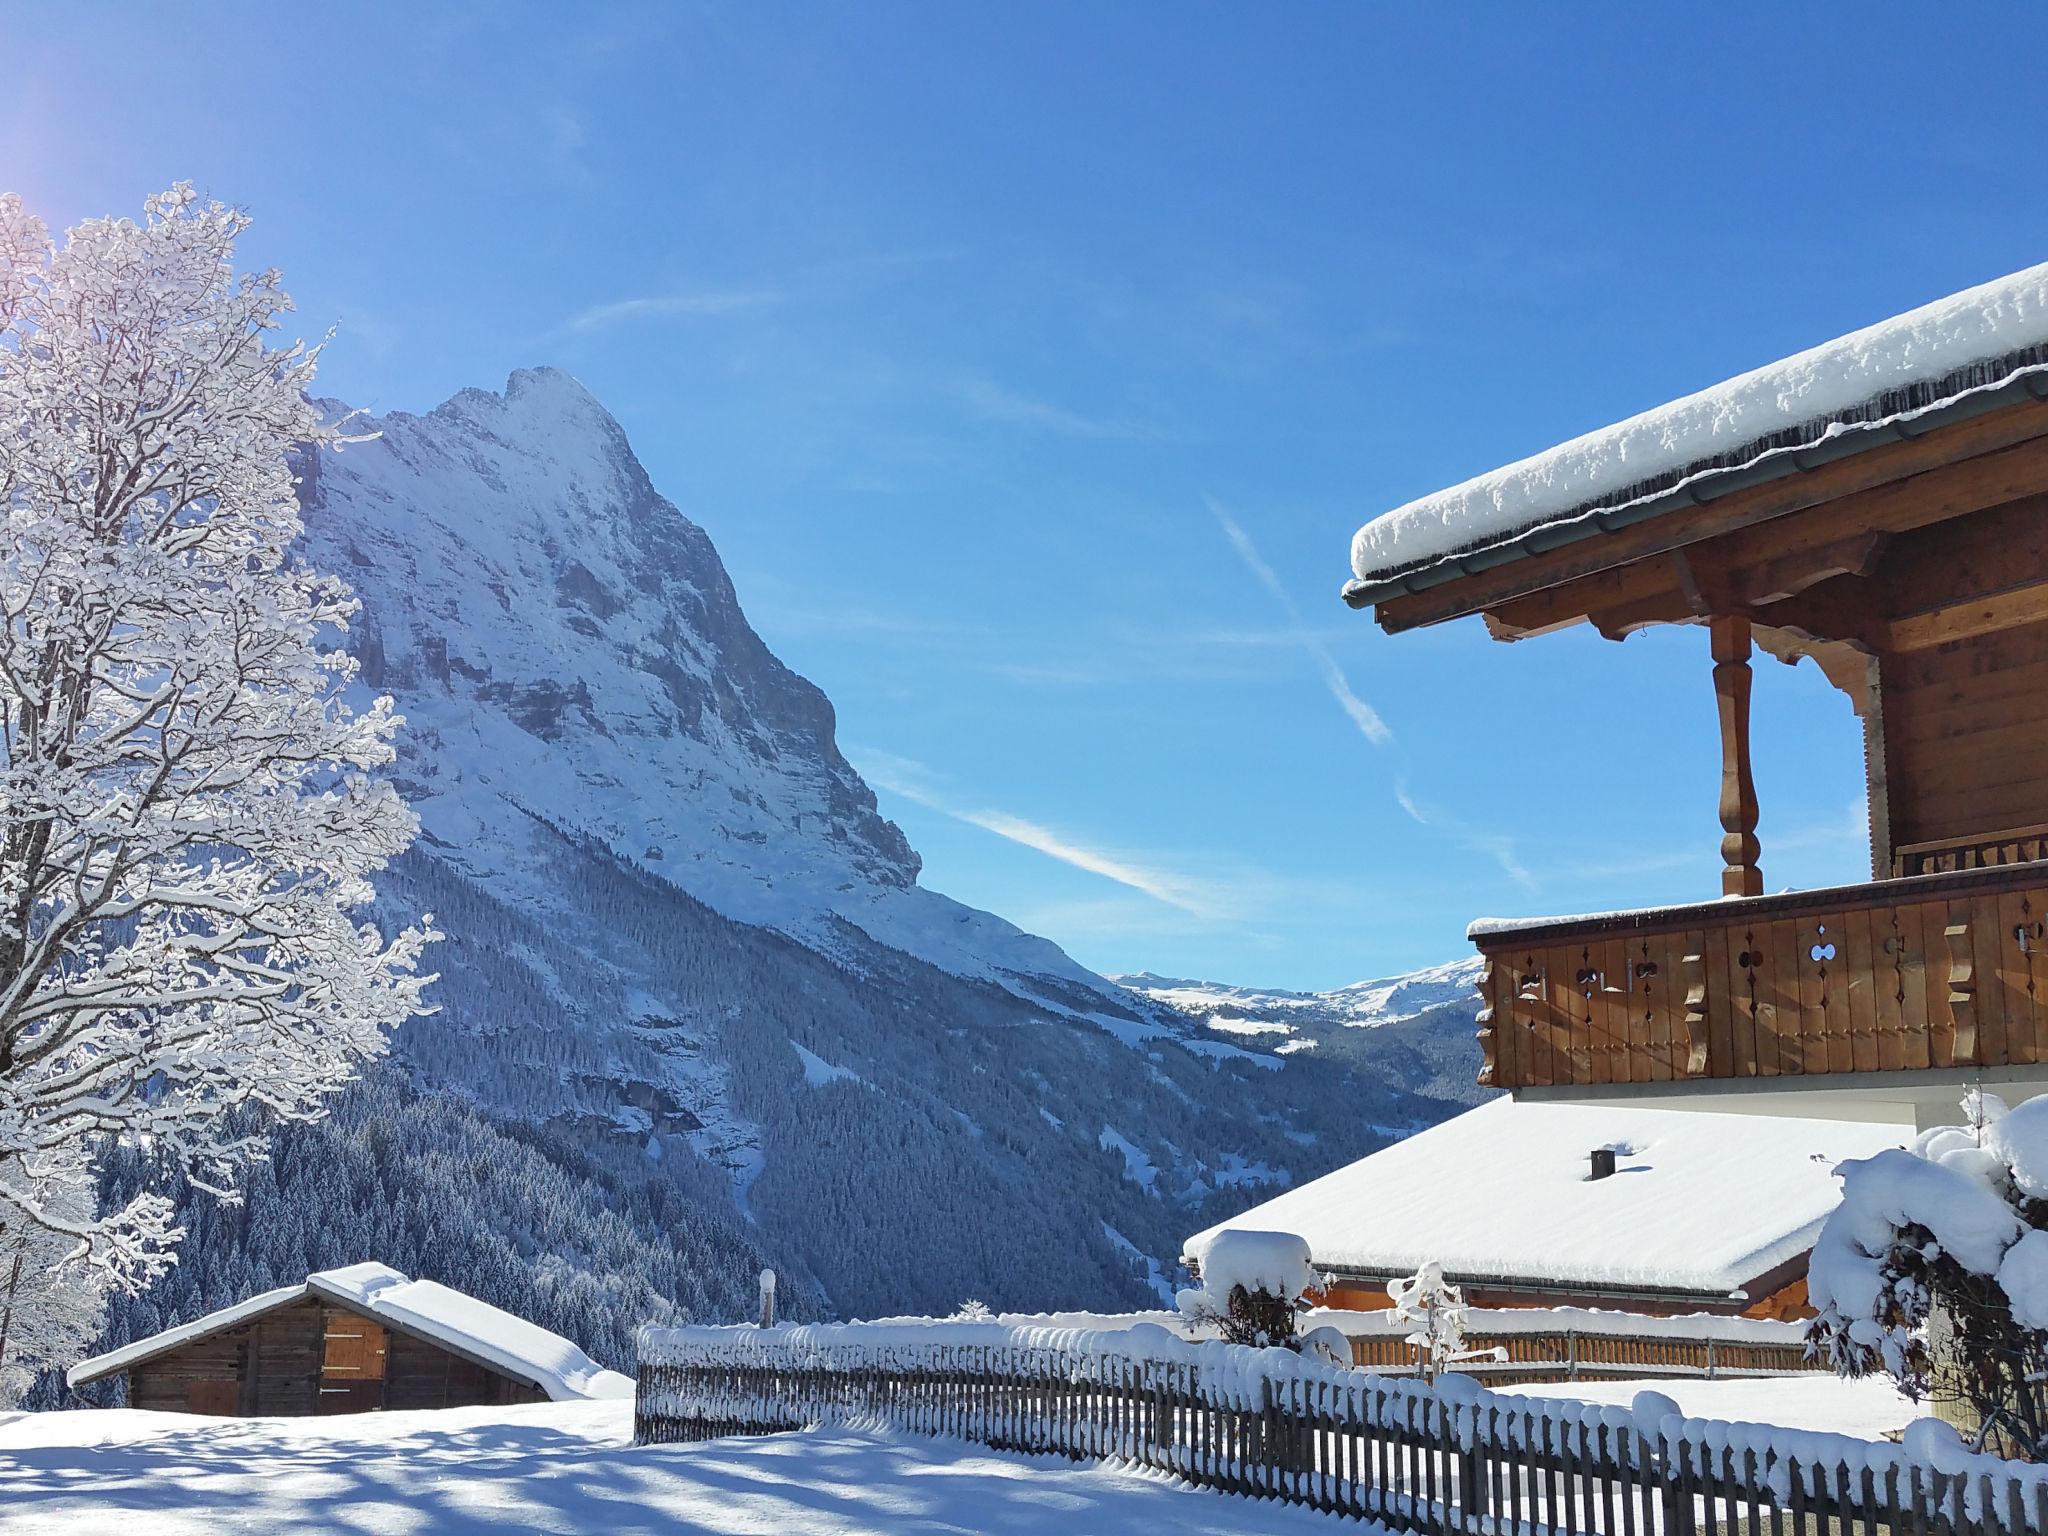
[1775,798,1872,853]
[1174,623,1355,649]
[851,749,1230,918]
[1211,500,1538,890]
[1394,778,1538,892]
[1211,501,1391,748]
[566,288,787,333]
[542,104,590,181]
[950,374,1157,441]
[953,809,1216,915]
[562,248,960,339]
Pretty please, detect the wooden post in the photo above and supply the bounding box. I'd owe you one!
[1712,615,1763,898]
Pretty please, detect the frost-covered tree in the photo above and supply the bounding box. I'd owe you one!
[0,1155,107,1406]
[1808,1091,2048,1457]
[0,185,434,1300]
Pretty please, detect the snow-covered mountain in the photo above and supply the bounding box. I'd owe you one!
[1119,959,1494,1109]
[90,370,1470,1388]
[305,368,1127,1007]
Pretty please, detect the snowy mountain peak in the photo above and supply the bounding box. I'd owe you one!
[297,369,1144,998]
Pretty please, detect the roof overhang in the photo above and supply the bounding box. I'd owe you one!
[1345,366,2048,618]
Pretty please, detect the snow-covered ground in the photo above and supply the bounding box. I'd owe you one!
[1515,1373,1920,1443]
[0,1399,1350,1535]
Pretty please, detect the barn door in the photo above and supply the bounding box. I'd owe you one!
[318,1310,388,1414]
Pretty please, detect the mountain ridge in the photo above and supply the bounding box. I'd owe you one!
[1118,959,1492,1109]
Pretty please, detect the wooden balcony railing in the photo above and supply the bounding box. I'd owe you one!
[1892,821,2048,878]
[1470,861,2048,1092]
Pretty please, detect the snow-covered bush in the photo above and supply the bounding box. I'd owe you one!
[1808,1091,2048,1457]
[1179,1229,1318,1348]
[1297,1324,1354,1367]
[1388,1259,1504,1380]
[0,186,434,1303]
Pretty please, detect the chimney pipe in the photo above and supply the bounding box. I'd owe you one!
[1588,1148,1617,1181]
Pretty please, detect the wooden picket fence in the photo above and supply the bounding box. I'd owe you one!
[636,1323,2048,1535]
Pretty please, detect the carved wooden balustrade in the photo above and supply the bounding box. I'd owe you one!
[1470,862,2048,1092]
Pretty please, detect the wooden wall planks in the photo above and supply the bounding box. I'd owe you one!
[1475,866,2048,1090]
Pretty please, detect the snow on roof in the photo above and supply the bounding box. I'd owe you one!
[68,1263,632,1401]
[1184,1097,1909,1297]
[1349,260,2048,590]
[63,1281,308,1391]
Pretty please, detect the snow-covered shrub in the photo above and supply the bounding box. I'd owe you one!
[0,186,434,1303]
[1298,1324,1354,1367]
[947,1299,994,1322]
[1808,1091,2048,1457]
[1178,1229,1318,1348]
[1388,1259,1503,1380]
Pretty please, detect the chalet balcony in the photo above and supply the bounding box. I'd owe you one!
[1471,837,2048,1104]
[1334,260,2048,1119]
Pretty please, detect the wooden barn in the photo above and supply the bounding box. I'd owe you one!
[66,1262,632,1416]
[1184,1097,1905,1319]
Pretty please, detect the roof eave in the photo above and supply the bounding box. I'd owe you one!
[1341,368,2048,615]
[66,1283,314,1387]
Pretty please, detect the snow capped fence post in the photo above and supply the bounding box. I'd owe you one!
[757,1269,775,1329]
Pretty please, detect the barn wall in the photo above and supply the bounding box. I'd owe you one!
[122,1294,546,1416]
[384,1326,544,1411]
[129,1297,326,1417]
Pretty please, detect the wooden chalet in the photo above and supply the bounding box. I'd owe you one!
[1344,262,2048,1126]
[66,1262,632,1416]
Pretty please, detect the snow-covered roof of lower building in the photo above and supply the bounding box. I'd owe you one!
[67,1262,633,1401]
[1347,259,2048,596]
[1184,1097,1909,1299]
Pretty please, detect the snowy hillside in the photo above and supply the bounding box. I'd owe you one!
[79,370,1468,1390]
[1118,958,1493,1109]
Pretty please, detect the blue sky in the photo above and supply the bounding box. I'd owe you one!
[10,4,2048,990]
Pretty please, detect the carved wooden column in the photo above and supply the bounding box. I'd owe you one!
[1712,615,1763,897]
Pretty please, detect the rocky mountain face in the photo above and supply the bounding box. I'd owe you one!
[90,370,1473,1385]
